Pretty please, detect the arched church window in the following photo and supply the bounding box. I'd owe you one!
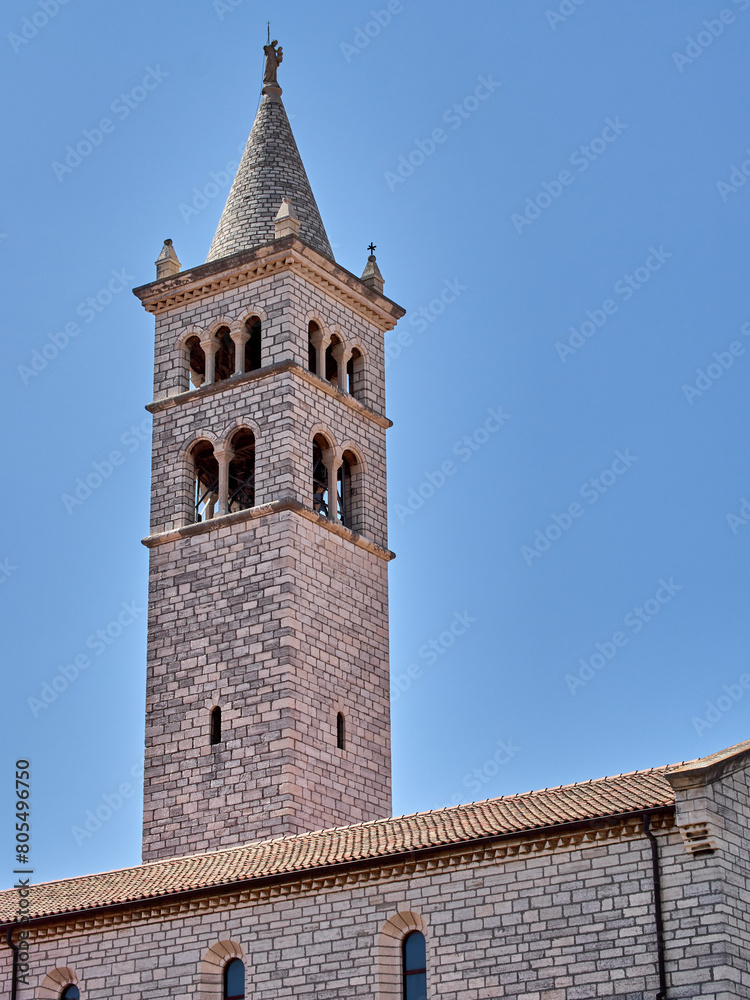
[214,327,235,382]
[186,335,206,390]
[402,932,427,1000]
[191,441,220,523]
[244,317,262,372]
[347,347,364,400]
[308,321,320,374]
[325,334,343,388]
[60,988,80,1000]
[336,712,345,750]
[224,959,245,1000]
[313,436,331,516]
[228,429,256,512]
[210,706,222,746]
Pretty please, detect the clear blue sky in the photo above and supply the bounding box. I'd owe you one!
[2,0,750,885]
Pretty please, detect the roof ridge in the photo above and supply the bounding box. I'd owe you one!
[2,762,687,895]
[0,762,682,920]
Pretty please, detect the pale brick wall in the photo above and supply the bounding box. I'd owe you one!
[141,260,394,861]
[142,512,391,860]
[148,369,388,546]
[151,270,386,417]
[667,763,750,1000]
[8,809,748,1000]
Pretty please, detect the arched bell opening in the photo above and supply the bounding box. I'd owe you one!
[191,441,220,523]
[214,327,235,383]
[228,429,256,513]
[186,335,206,390]
[313,434,333,517]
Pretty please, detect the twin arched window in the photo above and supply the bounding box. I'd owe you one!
[313,436,361,531]
[189,430,362,531]
[308,321,365,400]
[191,429,256,523]
[224,959,245,1000]
[185,317,262,392]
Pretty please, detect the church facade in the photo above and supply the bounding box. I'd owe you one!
[3,45,750,1000]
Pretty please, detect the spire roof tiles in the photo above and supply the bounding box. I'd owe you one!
[206,91,333,263]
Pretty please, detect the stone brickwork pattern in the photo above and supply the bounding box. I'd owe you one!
[141,256,394,861]
[4,814,747,1000]
[142,511,391,861]
[150,269,387,414]
[206,93,333,263]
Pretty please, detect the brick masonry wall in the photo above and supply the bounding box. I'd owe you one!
[668,764,750,1000]
[151,269,387,417]
[141,259,394,859]
[7,820,742,1000]
[142,509,391,862]
[149,368,388,547]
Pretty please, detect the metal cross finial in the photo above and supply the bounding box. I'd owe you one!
[267,21,271,44]
[368,243,377,256]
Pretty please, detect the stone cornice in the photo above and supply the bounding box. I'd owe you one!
[132,238,405,331]
[666,737,750,791]
[145,359,392,429]
[141,498,395,561]
[5,808,674,940]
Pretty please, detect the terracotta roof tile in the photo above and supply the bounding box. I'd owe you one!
[0,764,680,925]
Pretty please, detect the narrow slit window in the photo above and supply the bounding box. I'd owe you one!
[403,932,427,1000]
[224,959,245,1000]
[210,706,222,746]
[336,712,345,750]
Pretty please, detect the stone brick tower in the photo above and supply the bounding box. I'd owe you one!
[133,46,404,862]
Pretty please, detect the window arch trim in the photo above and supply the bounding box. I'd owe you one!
[220,419,262,452]
[39,968,79,1000]
[375,912,428,1000]
[199,940,244,1000]
[204,316,237,341]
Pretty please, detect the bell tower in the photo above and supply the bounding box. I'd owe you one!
[134,45,404,862]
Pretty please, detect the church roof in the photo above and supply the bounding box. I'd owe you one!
[0,762,683,926]
[206,90,333,263]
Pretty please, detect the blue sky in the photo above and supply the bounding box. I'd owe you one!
[2,0,750,885]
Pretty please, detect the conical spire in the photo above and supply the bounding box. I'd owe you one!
[206,42,333,263]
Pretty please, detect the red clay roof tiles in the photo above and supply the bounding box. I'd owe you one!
[0,764,679,924]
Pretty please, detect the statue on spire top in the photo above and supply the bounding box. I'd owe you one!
[263,40,283,87]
